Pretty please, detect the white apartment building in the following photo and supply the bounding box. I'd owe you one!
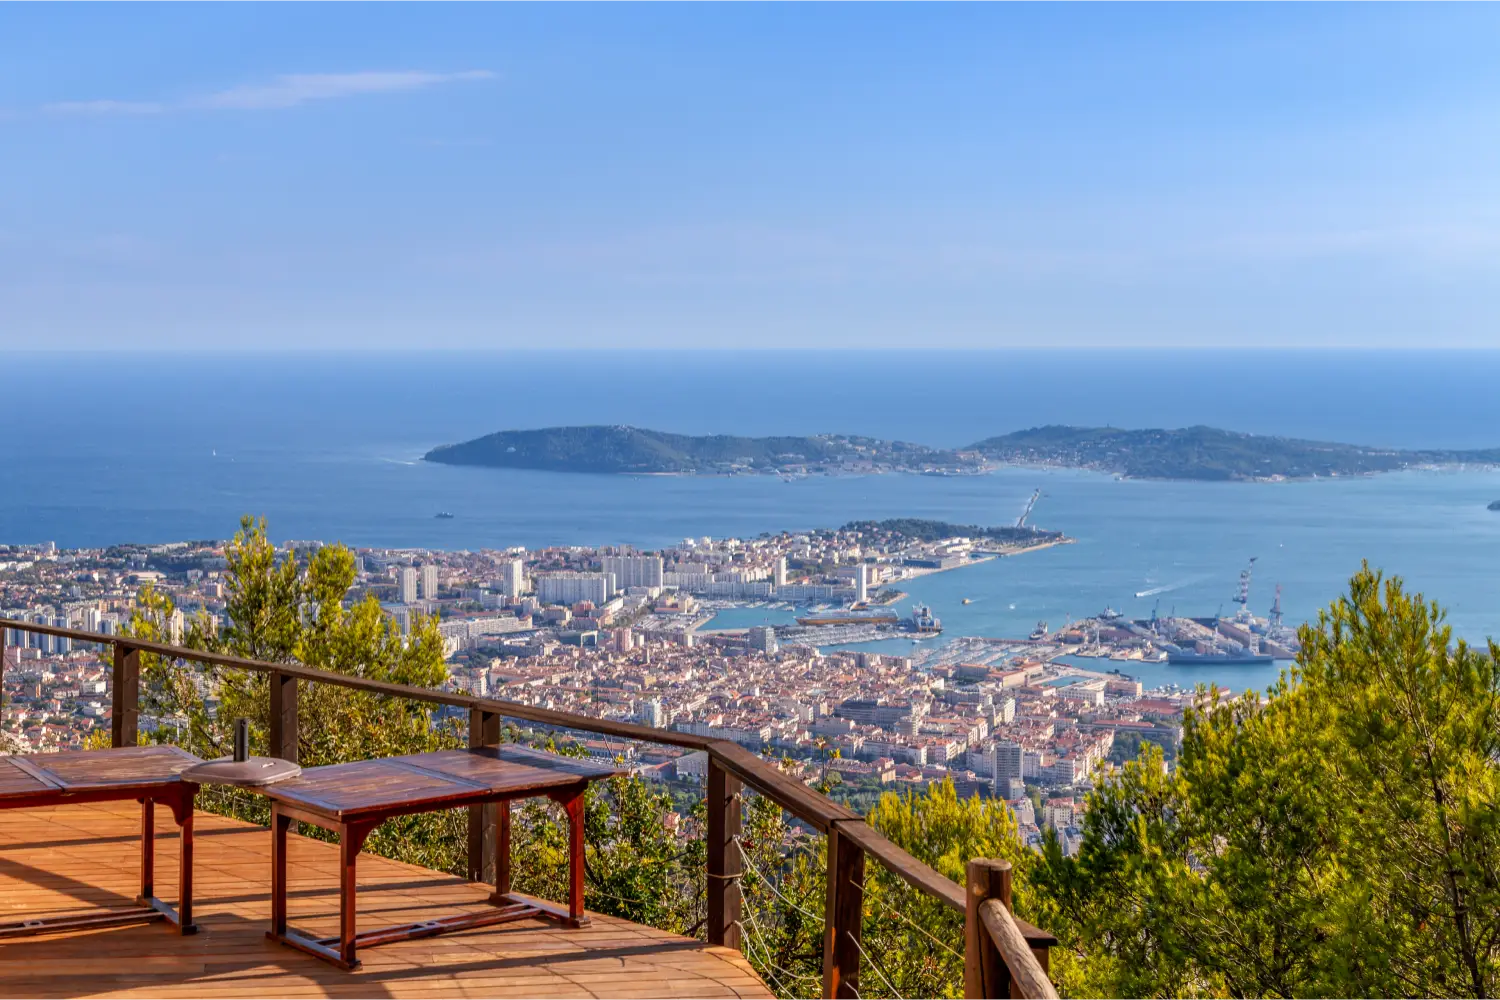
[602,554,664,590]
[497,559,526,598]
[536,572,612,606]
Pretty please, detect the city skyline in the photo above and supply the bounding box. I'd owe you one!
[5,5,1500,350]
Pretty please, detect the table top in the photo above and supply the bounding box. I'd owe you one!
[0,745,202,801]
[259,744,620,821]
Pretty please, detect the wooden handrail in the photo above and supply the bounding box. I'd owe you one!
[980,901,1058,1000]
[0,615,1057,997]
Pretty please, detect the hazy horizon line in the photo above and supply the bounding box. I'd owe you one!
[5,345,1499,356]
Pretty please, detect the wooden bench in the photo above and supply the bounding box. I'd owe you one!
[258,743,619,969]
[0,745,201,937]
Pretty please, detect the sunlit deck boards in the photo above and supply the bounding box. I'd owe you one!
[0,799,771,999]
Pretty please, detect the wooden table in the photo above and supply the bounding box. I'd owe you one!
[258,743,619,970]
[0,745,201,938]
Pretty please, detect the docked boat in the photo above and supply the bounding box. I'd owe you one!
[1029,621,1049,640]
[908,604,943,634]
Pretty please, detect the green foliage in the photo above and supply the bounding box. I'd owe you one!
[969,424,1500,481]
[735,777,1033,999]
[507,738,707,936]
[124,516,711,927]
[1299,566,1500,998]
[1038,564,1500,998]
[424,425,958,474]
[121,524,1500,1000]
[126,516,465,863]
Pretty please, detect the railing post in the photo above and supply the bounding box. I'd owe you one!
[467,707,500,883]
[822,825,865,999]
[268,669,299,762]
[706,755,743,949]
[965,858,1013,1000]
[111,643,140,748]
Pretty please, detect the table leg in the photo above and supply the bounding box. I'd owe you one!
[174,787,196,934]
[563,789,587,928]
[139,798,155,904]
[338,823,362,970]
[271,805,290,938]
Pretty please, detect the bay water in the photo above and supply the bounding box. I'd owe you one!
[5,349,1499,693]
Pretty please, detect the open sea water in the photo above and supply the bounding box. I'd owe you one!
[5,349,1500,693]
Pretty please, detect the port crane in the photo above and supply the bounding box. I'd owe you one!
[1232,557,1257,622]
[1269,584,1283,628]
[1016,489,1042,528]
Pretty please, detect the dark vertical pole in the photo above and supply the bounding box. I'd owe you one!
[139,798,155,903]
[268,670,299,762]
[466,708,500,882]
[564,786,588,927]
[111,643,139,748]
[495,800,512,898]
[176,801,194,934]
[964,858,1013,1000]
[822,827,865,999]
[271,805,290,939]
[707,756,743,949]
[338,824,360,969]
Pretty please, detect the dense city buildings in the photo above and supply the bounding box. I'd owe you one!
[0,520,1182,853]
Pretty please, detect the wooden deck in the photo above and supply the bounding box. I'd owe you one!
[0,799,771,999]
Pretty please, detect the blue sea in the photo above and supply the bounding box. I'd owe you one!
[6,349,1500,694]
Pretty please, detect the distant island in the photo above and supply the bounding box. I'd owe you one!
[423,426,966,475]
[967,426,1500,482]
[1490,500,1500,511]
[423,423,1500,482]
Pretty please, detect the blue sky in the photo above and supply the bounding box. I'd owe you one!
[3,4,1499,350]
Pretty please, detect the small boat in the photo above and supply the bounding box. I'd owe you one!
[434,512,455,520]
[961,598,972,605]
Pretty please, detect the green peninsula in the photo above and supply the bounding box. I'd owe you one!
[967,425,1500,481]
[423,425,964,475]
[424,423,1500,481]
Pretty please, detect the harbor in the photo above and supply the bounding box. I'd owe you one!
[753,555,1305,697]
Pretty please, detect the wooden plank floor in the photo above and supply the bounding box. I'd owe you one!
[0,800,771,999]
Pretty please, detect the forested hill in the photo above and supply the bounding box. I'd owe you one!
[424,423,1500,480]
[423,426,960,474]
[968,425,1500,481]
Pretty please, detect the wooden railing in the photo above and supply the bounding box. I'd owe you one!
[0,618,1058,998]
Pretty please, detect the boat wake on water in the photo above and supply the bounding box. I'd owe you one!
[1135,574,1209,599]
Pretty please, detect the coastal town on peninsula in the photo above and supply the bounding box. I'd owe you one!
[4,515,1230,855]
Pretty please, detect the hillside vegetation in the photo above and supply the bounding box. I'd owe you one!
[969,424,1500,481]
[423,425,956,474]
[424,423,1500,481]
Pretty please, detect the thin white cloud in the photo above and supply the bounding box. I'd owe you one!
[43,100,166,116]
[40,70,493,117]
[189,70,494,111]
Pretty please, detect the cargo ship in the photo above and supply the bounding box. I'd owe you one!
[908,604,942,634]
